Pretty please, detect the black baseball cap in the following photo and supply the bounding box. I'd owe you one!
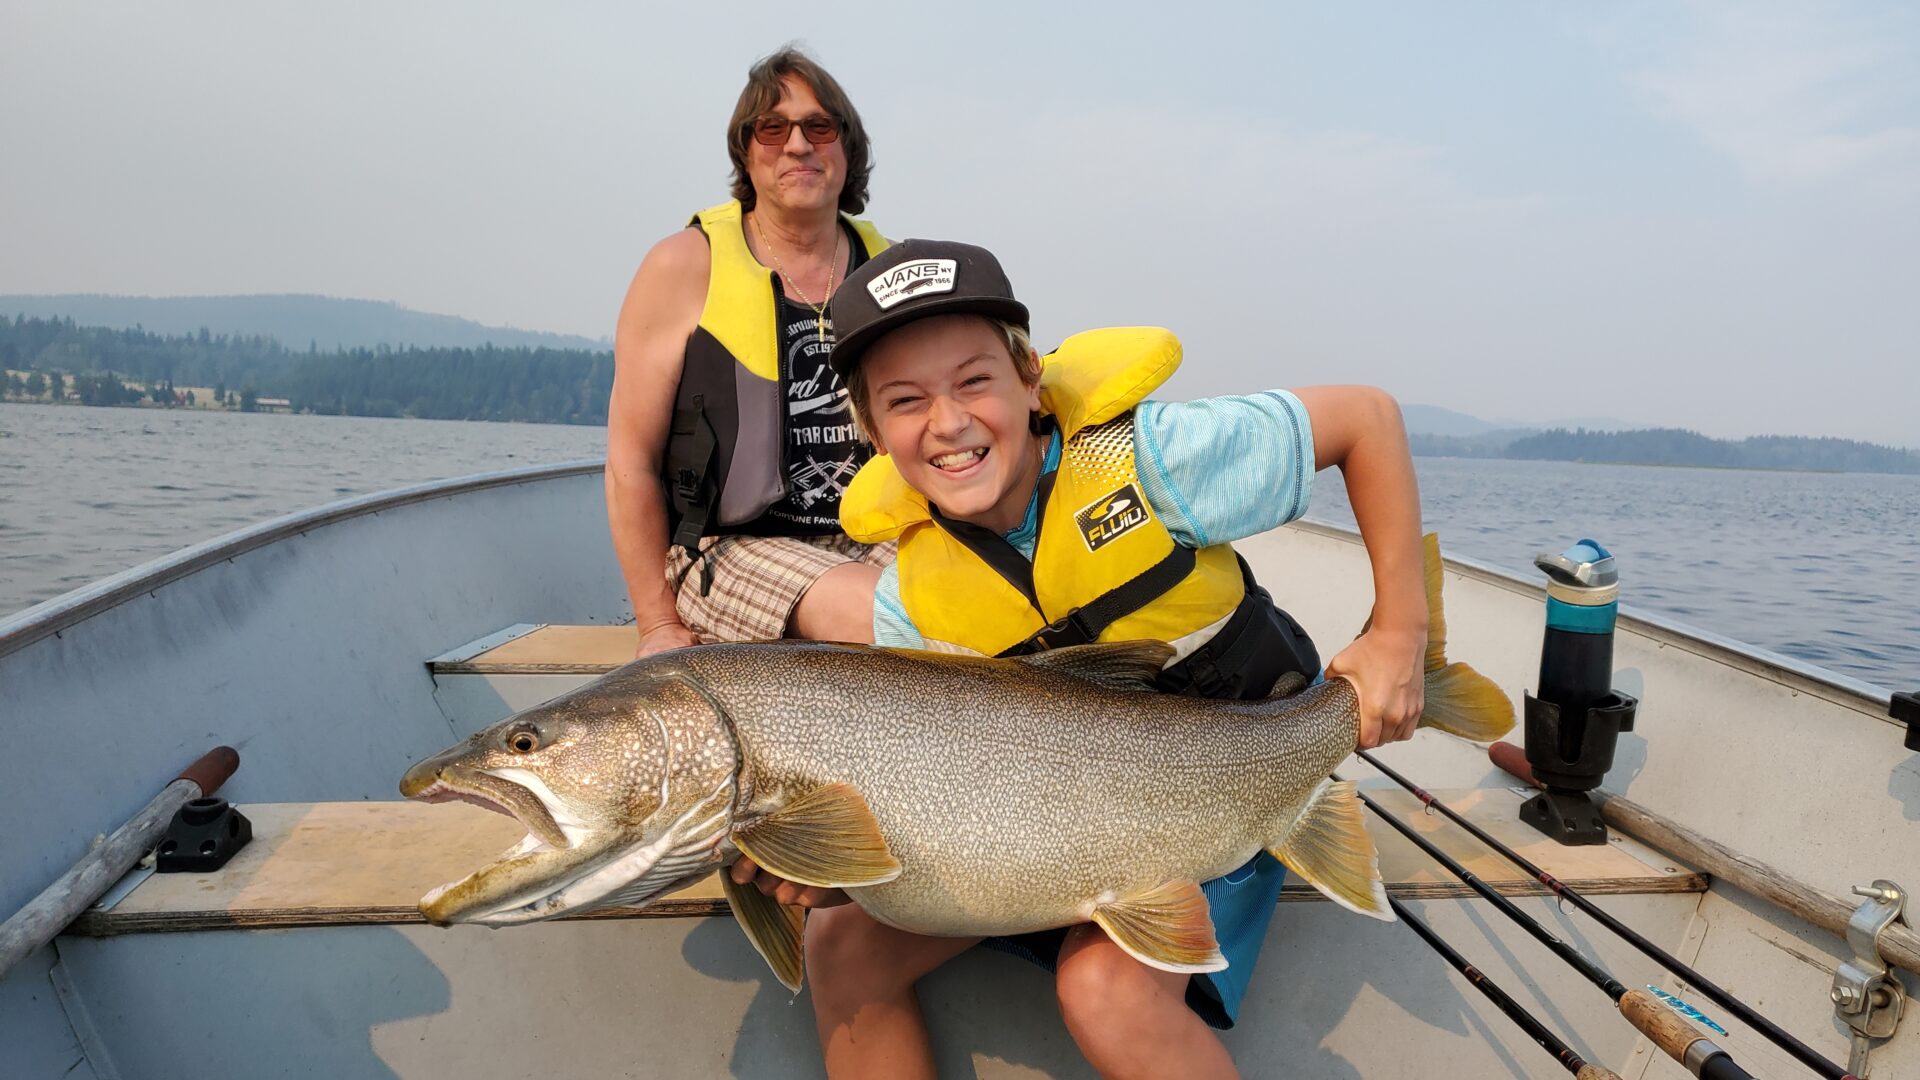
[828,239,1030,378]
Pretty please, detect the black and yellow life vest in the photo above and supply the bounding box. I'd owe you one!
[662,200,889,556]
[841,327,1258,663]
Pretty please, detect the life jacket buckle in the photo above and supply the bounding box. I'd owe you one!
[1035,609,1096,651]
[673,467,704,503]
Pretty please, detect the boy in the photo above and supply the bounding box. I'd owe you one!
[736,239,1428,1079]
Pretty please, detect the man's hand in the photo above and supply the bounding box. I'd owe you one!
[635,621,702,659]
[1326,625,1426,749]
[728,856,852,909]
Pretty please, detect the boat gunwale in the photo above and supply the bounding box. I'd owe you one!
[0,466,1892,721]
[1289,518,1896,719]
[0,460,605,661]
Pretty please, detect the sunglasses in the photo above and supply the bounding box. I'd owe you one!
[749,113,841,147]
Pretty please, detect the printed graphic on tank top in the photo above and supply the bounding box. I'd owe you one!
[760,292,869,533]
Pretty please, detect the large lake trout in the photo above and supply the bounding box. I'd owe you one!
[401,538,1512,989]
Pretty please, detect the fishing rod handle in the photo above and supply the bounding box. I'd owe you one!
[1619,989,1752,1079]
[1575,1066,1624,1080]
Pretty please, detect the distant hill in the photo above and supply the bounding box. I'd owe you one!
[0,294,607,353]
[1401,404,1503,437]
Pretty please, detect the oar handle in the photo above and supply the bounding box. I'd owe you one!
[176,745,240,797]
[1618,990,1752,1079]
[0,746,240,980]
[1489,740,1537,787]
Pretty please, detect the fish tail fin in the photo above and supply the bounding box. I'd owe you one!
[1267,779,1392,920]
[1410,533,1516,742]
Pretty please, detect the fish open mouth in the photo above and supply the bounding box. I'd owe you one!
[403,763,573,852]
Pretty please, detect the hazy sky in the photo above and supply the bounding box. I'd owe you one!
[4,1,1916,444]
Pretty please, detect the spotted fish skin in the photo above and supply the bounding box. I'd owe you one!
[675,642,1358,936]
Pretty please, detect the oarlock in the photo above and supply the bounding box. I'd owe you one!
[1832,879,1908,1078]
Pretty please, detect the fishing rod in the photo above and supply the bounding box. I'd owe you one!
[1390,893,1623,1079]
[1358,748,1855,1080]
[1334,774,1761,1080]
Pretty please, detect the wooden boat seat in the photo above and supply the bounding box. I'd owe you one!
[71,788,1704,937]
[428,623,635,676]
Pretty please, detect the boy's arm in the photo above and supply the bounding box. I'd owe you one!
[1291,386,1426,749]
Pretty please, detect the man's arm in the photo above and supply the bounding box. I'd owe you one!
[1292,385,1426,749]
[607,228,709,658]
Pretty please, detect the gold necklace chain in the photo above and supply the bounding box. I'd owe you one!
[751,211,840,345]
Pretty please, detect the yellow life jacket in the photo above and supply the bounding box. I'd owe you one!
[662,200,889,556]
[840,327,1247,658]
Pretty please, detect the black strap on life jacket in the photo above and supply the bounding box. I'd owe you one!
[925,466,1200,657]
[663,394,720,595]
[1156,554,1322,699]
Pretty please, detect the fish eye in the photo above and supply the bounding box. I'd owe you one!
[507,729,540,754]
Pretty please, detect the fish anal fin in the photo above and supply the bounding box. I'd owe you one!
[1269,780,1393,921]
[1015,640,1173,691]
[720,870,806,991]
[1090,880,1226,974]
[733,782,902,889]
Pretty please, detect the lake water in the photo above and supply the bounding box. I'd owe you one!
[3,403,1915,692]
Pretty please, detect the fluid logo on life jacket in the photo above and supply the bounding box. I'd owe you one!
[1075,483,1151,552]
[867,259,957,310]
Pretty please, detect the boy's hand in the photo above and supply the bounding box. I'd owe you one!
[1326,625,1426,748]
[728,856,852,909]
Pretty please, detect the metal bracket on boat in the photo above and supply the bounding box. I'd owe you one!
[1831,878,1907,1076]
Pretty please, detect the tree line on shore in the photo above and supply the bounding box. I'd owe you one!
[1409,426,1920,475]
[0,314,611,424]
[5,312,1914,473]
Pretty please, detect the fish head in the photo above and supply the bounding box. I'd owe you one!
[400,662,742,927]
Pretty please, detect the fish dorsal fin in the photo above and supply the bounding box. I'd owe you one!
[733,782,903,889]
[1014,640,1173,691]
[1268,671,1310,698]
[1268,780,1392,920]
[720,871,806,991]
[1090,880,1226,974]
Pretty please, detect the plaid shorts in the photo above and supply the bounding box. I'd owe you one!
[664,534,896,643]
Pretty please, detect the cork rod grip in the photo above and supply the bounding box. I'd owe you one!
[1618,988,1709,1063]
[1575,1065,1624,1080]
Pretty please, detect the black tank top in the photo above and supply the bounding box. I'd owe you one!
[757,280,871,534]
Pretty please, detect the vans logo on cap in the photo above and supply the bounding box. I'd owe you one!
[1075,483,1151,552]
[867,258,957,310]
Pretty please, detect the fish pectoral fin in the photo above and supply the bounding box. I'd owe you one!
[720,870,806,992]
[1268,779,1393,920]
[1014,640,1173,691]
[1090,880,1226,974]
[733,782,902,888]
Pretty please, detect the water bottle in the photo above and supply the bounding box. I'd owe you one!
[1521,539,1639,845]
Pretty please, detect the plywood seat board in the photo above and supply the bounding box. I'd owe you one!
[430,624,638,674]
[73,788,1704,937]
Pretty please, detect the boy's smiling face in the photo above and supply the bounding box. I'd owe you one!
[860,314,1045,535]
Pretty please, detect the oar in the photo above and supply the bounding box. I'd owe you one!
[1335,773,1760,1080]
[0,746,239,979]
[1489,740,1920,979]
[1391,893,1623,1079]
[1360,748,1855,1080]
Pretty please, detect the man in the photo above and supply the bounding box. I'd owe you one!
[736,239,1428,1078]
[606,48,892,657]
